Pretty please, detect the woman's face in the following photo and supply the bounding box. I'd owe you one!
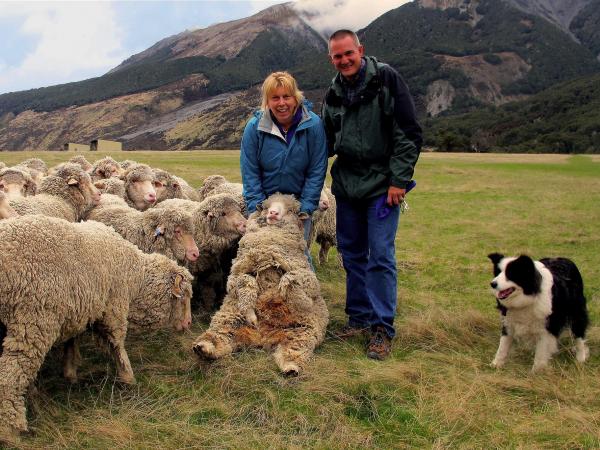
[267,86,298,127]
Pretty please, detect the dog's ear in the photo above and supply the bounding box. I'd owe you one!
[508,255,541,295]
[488,253,504,276]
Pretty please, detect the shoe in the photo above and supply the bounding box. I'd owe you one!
[366,326,392,360]
[334,324,369,339]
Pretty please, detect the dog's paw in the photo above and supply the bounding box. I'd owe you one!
[192,340,217,360]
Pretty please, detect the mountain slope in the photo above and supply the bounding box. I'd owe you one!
[424,73,600,152]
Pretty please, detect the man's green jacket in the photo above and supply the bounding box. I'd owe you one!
[322,56,422,200]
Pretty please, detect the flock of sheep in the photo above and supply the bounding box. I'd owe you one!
[0,154,338,445]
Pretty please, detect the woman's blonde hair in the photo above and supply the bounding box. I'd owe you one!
[260,71,304,112]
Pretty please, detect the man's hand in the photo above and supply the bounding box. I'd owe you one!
[386,186,406,206]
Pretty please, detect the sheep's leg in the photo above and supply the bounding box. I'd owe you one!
[192,301,246,360]
[272,327,321,377]
[63,337,81,383]
[318,241,332,265]
[0,323,57,443]
[229,274,259,325]
[94,320,135,384]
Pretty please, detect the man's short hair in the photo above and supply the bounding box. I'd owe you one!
[328,29,361,52]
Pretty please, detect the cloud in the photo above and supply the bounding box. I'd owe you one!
[292,0,411,36]
[0,2,127,94]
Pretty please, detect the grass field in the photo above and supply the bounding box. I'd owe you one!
[1,151,599,449]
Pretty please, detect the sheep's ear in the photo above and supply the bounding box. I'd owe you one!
[94,180,106,190]
[298,212,309,221]
[67,178,79,186]
[172,274,184,298]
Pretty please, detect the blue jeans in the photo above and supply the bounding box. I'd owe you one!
[336,196,400,337]
[303,216,314,271]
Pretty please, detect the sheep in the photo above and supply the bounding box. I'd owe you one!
[156,193,247,308]
[120,159,138,170]
[0,167,37,199]
[152,168,185,203]
[9,163,101,222]
[90,156,125,181]
[173,175,202,201]
[192,193,329,376]
[121,163,157,210]
[0,162,5,169]
[198,174,246,216]
[85,195,200,264]
[308,186,338,265]
[94,176,127,198]
[49,155,94,176]
[14,158,48,183]
[0,191,17,219]
[0,215,193,445]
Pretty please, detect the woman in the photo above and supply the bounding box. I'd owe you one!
[240,71,328,264]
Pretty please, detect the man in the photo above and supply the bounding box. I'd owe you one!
[322,29,422,360]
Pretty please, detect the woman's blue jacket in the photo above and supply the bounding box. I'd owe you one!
[240,102,328,215]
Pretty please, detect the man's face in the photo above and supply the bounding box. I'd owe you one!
[329,35,364,79]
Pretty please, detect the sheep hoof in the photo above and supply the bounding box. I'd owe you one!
[281,363,300,377]
[193,340,217,360]
[117,373,137,385]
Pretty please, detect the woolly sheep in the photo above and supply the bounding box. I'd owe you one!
[121,163,157,210]
[152,168,185,203]
[192,193,329,376]
[14,158,47,183]
[94,177,127,198]
[120,159,138,170]
[85,195,200,264]
[174,175,202,201]
[0,162,5,169]
[0,167,37,199]
[0,191,17,219]
[90,156,125,180]
[198,174,246,216]
[156,194,247,308]
[0,215,193,445]
[309,186,338,265]
[49,155,94,176]
[9,163,100,222]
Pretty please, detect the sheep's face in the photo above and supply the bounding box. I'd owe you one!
[258,194,306,229]
[74,173,102,206]
[0,169,36,199]
[127,179,157,210]
[204,199,247,237]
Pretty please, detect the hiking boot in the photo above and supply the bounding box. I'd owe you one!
[366,327,392,360]
[334,324,369,339]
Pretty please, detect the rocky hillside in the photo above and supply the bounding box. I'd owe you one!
[1,0,599,151]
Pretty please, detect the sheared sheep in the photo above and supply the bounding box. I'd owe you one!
[0,167,37,199]
[85,195,200,264]
[198,174,246,216]
[173,175,201,201]
[152,168,185,203]
[94,177,126,198]
[14,158,47,183]
[308,186,338,265]
[156,193,246,308]
[0,215,193,445]
[192,193,329,376]
[90,156,124,181]
[9,163,100,222]
[122,163,157,210]
[0,191,17,219]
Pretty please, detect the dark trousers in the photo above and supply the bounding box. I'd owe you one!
[336,196,400,337]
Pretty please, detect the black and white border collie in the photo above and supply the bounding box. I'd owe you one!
[487,253,589,372]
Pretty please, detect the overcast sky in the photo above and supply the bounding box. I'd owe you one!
[0,0,410,95]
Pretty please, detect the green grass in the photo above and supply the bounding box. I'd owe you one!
[1,151,600,449]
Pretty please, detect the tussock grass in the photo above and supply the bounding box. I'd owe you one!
[1,151,599,448]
